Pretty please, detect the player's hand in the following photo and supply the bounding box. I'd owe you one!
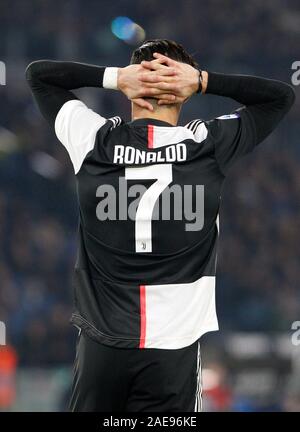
[139,53,208,105]
[117,64,177,111]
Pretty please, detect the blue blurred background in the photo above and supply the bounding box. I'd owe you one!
[0,0,299,411]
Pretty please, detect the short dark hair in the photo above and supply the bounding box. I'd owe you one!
[130,39,198,68]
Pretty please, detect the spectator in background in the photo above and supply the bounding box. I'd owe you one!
[0,345,17,411]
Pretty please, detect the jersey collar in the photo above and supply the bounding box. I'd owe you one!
[129,118,175,127]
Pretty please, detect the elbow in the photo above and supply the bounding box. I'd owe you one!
[280,83,296,113]
[285,84,296,109]
[25,61,38,82]
[25,60,48,85]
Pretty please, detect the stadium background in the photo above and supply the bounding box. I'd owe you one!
[0,0,299,411]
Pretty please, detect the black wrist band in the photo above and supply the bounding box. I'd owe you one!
[196,69,203,93]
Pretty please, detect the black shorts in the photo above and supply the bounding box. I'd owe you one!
[70,331,202,412]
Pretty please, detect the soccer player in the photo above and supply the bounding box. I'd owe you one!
[26,39,295,412]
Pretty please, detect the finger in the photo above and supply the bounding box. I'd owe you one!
[153,93,176,101]
[143,56,168,66]
[132,98,154,111]
[141,59,170,71]
[143,87,177,97]
[140,60,151,70]
[140,60,160,70]
[144,81,178,92]
[157,99,174,106]
[158,96,185,105]
[153,52,177,67]
[142,67,176,79]
[139,73,175,83]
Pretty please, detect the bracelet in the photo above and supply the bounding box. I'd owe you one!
[196,69,203,94]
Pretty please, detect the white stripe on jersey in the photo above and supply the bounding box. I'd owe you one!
[109,116,122,129]
[54,99,107,174]
[185,119,203,131]
[185,119,197,130]
[184,119,207,143]
[191,120,203,133]
[216,113,240,120]
[216,214,220,233]
[194,341,203,412]
[150,123,208,149]
[186,119,201,131]
[142,275,219,349]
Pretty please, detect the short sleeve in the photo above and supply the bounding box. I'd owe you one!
[54,99,107,173]
[207,108,257,176]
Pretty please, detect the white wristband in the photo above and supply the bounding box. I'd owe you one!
[103,67,119,90]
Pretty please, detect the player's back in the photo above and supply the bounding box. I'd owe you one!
[27,58,296,352]
[72,114,221,349]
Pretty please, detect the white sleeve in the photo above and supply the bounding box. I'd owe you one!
[185,119,208,143]
[54,99,107,174]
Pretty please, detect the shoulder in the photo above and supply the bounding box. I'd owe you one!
[107,116,123,130]
[184,119,208,143]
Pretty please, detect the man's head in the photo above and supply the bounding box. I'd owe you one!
[130,39,198,124]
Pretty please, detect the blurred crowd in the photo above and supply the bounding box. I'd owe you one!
[218,145,300,331]
[0,0,299,375]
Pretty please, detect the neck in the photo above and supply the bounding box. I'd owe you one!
[131,102,180,126]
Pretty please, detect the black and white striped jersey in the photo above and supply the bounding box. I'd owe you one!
[27,61,295,349]
[54,100,255,349]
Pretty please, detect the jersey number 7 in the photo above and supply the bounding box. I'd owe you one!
[125,164,173,253]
